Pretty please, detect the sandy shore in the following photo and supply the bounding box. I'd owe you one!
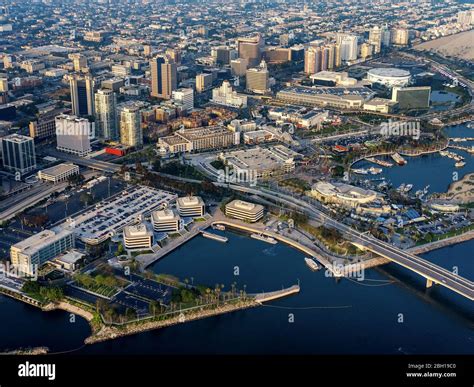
[414,30,474,61]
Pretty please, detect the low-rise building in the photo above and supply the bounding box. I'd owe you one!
[176,196,205,217]
[52,250,84,272]
[219,145,298,179]
[211,80,248,108]
[225,200,264,223]
[310,71,357,86]
[151,209,182,232]
[10,229,75,276]
[363,98,398,113]
[123,223,153,250]
[308,181,378,208]
[276,86,375,109]
[158,125,239,155]
[38,163,79,183]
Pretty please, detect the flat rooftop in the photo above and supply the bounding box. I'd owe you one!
[63,186,177,243]
[226,200,263,214]
[221,145,295,172]
[12,229,73,255]
[152,209,179,222]
[177,196,204,207]
[279,86,375,98]
[123,223,153,238]
[39,163,78,176]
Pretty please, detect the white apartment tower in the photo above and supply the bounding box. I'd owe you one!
[94,89,117,140]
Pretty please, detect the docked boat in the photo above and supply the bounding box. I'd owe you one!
[391,153,407,166]
[352,168,369,175]
[212,224,226,231]
[305,257,320,271]
[368,167,383,175]
[250,233,278,244]
[455,161,466,168]
[404,184,413,193]
[366,157,393,167]
[396,183,406,192]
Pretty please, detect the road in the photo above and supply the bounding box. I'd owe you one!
[219,183,474,301]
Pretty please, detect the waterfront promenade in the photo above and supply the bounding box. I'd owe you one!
[408,230,474,255]
[85,284,300,344]
[136,216,214,268]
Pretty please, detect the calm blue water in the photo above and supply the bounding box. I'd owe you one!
[353,123,474,194]
[0,123,472,355]
[0,232,471,355]
[430,91,461,112]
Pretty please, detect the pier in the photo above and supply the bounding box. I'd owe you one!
[448,145,474,154]
[201,230,228,243]
[85,284,300,344]
[253,285,300,303]
[136,217,214,268]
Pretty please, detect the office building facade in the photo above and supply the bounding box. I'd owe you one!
[1,134,36,175]
[69,75,95,117]
[150,55,177,99]
[55,114,92,156]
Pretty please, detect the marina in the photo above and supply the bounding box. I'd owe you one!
[351,123,474,194]
[0,231,472,355]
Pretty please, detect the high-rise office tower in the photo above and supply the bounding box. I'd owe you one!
[381,25,391,48]
[246,60,270,94]
[391,28,409,46]
[334,43,342,67]
[94,89,117,140]
[237,34,264,67]
[69,74,95,117]
[230,58,248,77]
[321,47,330,71]
[360,43,373,59]
[71,53,87,72]
[327,45,335,70]
[212,46,235,66]
[143,44,152,57]
[119,106,143,148]
[196,73,213,92]
[304,46,321,75]
[340,35,358,61]
[150,55,177,100]
[1,134,36,175]
[166,48,182,65]
[369,26,382,54]
[55,114,92,157]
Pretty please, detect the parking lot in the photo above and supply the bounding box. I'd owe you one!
[61,186,178,245]
[124,276,172,304]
